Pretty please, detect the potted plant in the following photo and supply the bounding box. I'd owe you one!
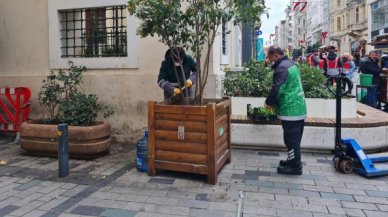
[128,0,267,184]
[20,62,114,159]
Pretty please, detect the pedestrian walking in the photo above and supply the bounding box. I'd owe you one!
[264,45,307,175]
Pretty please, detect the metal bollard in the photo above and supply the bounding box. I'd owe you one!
[58,124,69,177]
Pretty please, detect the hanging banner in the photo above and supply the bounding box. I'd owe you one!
[257,38,265,61]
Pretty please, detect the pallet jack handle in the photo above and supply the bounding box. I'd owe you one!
[326,76,353,147]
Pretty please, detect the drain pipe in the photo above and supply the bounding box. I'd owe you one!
[236,190,245,217]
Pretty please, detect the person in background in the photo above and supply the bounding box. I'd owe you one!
[157,47,197,100]
[307,49,320,67]
[324,48,342,77]
[264,45,306,175]
[381,52,388,69]
[341,53,356,93]
[319,51,327,73]
[364,50,383,87]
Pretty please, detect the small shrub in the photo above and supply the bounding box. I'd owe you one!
[223,61,332,99]
[38,61,113,126]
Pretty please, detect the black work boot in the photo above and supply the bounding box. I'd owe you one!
[279,160,290,167]
[277,161,303,175]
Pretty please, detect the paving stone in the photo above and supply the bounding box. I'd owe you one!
[258,152,279,156]
[312,213,343,217]
[244,205,276,216]
[0,205,19,216]
[165,191,196,200]
[363,210,388,217]
[307,198,341,207]
[259,186,289,195]
[90,191,120,200]
[23,209,47,217]
[377,204,388,211]
[303,185,334,193]
[176,199,210,209]
[292,202,328,213]
[189,208,231,217]
[156,205,191,216]
[101,208,137,217]
[70,205,105,216]
[275,194,308,204]
[276,208,313,217]
[38,196,70,211]
[148,178,175,185]
[327,205,345,215]
[316,159,332,164]
[353,195,388,205]
[147,196,178,206]
[195,193,209,201]
[9,200,44,216]
[208,202,236,212]
[320,192,355,201]
[274,182,303,190]
[289,189,321,198]
[366,190,388,198]
[340,201,378,210]
[61,185,88,197]
[343,208,366,217]
[14,179,43,191]
[258,199,292,209]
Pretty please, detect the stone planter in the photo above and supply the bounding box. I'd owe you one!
[20,121,111,159]
[231,97,357,118]
[147,97,231,184]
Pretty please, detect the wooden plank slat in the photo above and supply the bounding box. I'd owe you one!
[207,103,216,185]
[155,140,207,155]
[155,130,207,143]
[215,139,229,161]
[155,150,207,165]
[154,160,208,175]
[215,149,230,173]
[154,104,207,115]
[215,113,228,129]
[154,120,207,133]
[147,101,156,176]
[155,113,207,122]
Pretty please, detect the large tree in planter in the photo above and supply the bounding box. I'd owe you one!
[128,0,267,104]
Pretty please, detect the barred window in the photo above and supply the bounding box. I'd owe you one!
[59,6,127,58]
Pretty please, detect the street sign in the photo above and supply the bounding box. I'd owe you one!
[256,30,262,36]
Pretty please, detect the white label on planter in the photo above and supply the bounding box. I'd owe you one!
[178,126,185,140]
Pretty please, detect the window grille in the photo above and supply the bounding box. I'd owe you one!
[59,5,127,58]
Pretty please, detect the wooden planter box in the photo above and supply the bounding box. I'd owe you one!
[147,97,231,185]
[20,121,111,159]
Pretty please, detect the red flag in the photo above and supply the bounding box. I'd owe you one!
[292,1,308,12]
[292,1,301,11]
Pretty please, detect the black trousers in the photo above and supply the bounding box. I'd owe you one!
[281,120,305,163]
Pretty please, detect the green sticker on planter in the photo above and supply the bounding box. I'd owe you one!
[219,127,224,137]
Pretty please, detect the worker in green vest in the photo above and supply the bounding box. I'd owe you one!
[264,45,307,175]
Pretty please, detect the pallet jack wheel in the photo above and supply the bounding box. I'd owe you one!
[334,157,342,171]
[340,160,353,174]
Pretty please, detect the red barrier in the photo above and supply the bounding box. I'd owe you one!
[0,87,31,132]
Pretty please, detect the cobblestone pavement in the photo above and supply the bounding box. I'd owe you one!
[1,139,388,217]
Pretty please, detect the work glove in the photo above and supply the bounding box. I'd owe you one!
[185,79,193,88]
[173,88,181,96]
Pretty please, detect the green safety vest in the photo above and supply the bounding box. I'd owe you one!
[275,65,307,120]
